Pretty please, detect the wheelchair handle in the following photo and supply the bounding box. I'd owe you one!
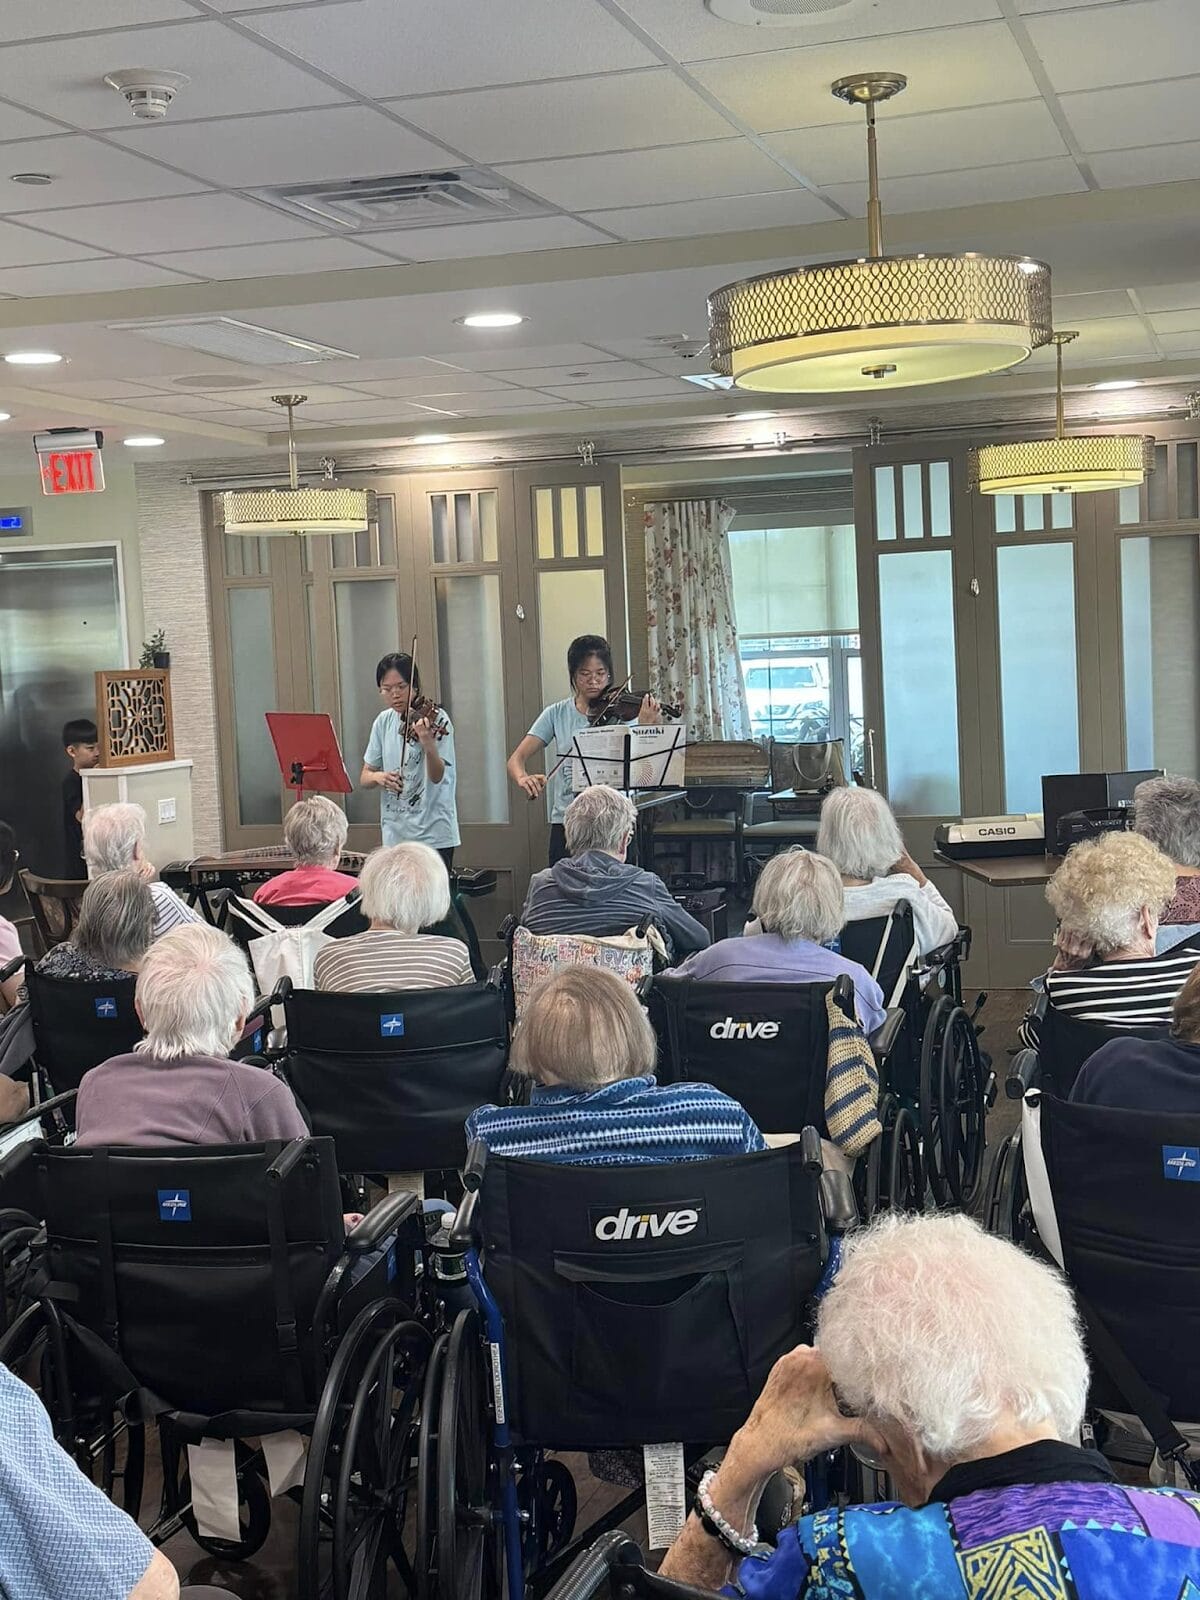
[266,1136,310,1185]
[800,1125,822,1172]
[831,973,856,1021]
[449,1189,479,1251]
[462,1137,489,1193]
[819,1168,858,1237]
[1006,1048,1042,1100]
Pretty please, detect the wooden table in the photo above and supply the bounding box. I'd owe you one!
[934,850,1060,887]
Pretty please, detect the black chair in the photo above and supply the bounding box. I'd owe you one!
[24,961,142,1095]
[280,978,510,1176]
[0,1136,430,1594]
[839,901,918,1013]
[1029,998,1169,1100]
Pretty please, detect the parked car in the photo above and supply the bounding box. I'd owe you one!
[743,658,829,739]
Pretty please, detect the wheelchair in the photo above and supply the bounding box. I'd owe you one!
[645,970,916,1218]
[0,1134,431,1599]
[840,904,992,1209]
[418,1133,858,1600]
[999,1059,1200,1487]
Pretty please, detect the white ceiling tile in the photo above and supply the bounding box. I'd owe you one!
[242,0,656,98]
[1090,142,1200,187]
[127,391,233,413]
[486,362,652,385]
[284,398,469,420]
[426,342,617,372]
[822,156,1086,215]
[49,377,174,399]
[365,216,613,262]
[499,141,799,210]
[0,0,193,39]
[1018,0,1129,10]
[0,218,104,267]
[210,383,387,405]
[271,354,477,381]
[203,0,364,9]
[394,71,732,164]
[1154,331,1200,356]
[1024,0,1200,91]
[109,105,454,187]
[765,100,1066,186]
[1138,281,1200,314]
[584,394,707,407]
[0,20,345,131]
[180,407,270,429]
[540,378,690,401]
[0,102,68,141]
[689,23,1038,134]
[0,257,199,295]
[344,372,520,396]
[26,192,324,253]
[615,0,1001,62]
[443,391,575,412]
[583,189,838,240]
[0,135,209,213]
[1061,81,1200,154]
[1053,290,1138,320]
[145,235,396,279]
[1147,308,1200,335]
[1064,316,1159,358]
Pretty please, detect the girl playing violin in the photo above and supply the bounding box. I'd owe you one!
[507,633,661,866]
[361,651,460,868]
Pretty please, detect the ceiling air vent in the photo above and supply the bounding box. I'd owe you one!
[705,0,863,23]
[104,316,356,367]
[250,167,555,232]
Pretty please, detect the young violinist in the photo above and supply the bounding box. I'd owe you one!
[507,633,661,866]
[361,651,460,868]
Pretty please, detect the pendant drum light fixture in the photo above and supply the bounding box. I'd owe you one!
[968,332,1155,496]
[707,73,1053,393]
[221,395,374,537]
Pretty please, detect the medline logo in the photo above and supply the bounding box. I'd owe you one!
[709,1017,779,1040]
[157,1189,191,1222]
[379,1013,405,1037]
[591,1203,703,1242]
[1163,1145,1200,1182]
[94,997,118,1018]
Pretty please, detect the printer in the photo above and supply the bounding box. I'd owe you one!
[935,814,1045,859]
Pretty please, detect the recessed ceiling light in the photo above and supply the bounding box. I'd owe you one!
[5,350,61,365]
[123,435,165,447]
[734,410,775,420]
[0,412,12,422]
[412,433,451,444]
[10,172,52,186]
[1091,378,1143,391]
[457,312,524,329]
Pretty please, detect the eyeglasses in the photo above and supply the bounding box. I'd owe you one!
[575,671,610,684]
[380,682,409,695]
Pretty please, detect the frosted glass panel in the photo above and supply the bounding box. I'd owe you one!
[560,488,579,557]
[1118,485,1141,524]
[728,525,858,635]
[334,579,398,824]
[584,485,604,555]
[1050,493,1072,529]
[928,460,951,537]
[535,488,555,559]
[1021,494,1044,532]
[877,550,960,815]
[994,495,1016,534]
[377,497,397,566]
[539,567,607,712]
[997,543,1079,813]
[874,466,896,539]
[479,490,498,563]
[435,574,509,824]
[1120,535,1200,777]
[901,463,924,538]
[228,586,280,827]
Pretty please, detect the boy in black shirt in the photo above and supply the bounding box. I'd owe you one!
[61,718,99,879]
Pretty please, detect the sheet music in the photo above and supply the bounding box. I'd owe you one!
[571,725,687,792]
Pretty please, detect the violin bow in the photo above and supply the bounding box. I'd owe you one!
[396,632,419,789]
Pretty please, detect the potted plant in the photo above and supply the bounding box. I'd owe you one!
[140,628,170,670]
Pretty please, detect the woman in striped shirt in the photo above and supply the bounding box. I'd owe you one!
[1020,830,1200,1048]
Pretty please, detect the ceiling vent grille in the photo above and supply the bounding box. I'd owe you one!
[705,0,862,22]
[250,168,555,231]
[105,316,356,367]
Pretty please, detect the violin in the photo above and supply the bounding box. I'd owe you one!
[587,684,683,725]
[404,693,451,743]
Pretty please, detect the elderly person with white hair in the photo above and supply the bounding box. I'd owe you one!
[83,802,202,940]
[74,923,306,1148]
[520,785,709,959]
[817,785,958,955]
[1133,774,1200,951]
[36,869,154,984]
[313,841,471,992]
[468,965,763,1164]
[662,1211,1195,1600]
[678,850,885,1033]
[253,794,358,908]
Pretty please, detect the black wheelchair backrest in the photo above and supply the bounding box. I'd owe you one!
[839,902,917,1012]
[1038,1006,1169,1098]
[282,981,509,1172]
[224,895,369,951]
[479,1142,825,1449]
[1039,1096,1200,1423]
[648,974,843,1137]
[36,1137,347,1420]
[26,967,142,1093]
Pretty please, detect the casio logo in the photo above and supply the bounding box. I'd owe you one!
[709,1017,780,1040]
[978,826,1017,837]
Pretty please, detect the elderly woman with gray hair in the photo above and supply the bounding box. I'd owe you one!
[817,785,958,955]
[1133,775,1200,951]
[83,802,202,939]
[661,1211,1196,1600]
[36,869,155,984]
[253,794,358,908]
[677,849,885,1033]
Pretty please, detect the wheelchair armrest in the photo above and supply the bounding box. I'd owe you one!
[486,963,505,990]
[498,914,518,944]
[20,1089,77,1126]
[0,955,26,986]
[1006,1047,1043,1100]
[799,1125,822,1172]
[819,1168,858,1237]
[345,1188,421,1254]
[868,1006,905,1063]
[462,1137,489,1193]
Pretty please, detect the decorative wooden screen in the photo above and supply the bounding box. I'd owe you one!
[95,669,175,767]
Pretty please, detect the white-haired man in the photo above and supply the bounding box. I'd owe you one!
[521,785,709,960]
[663,1211,1200,1598]
[74,923,307,1148]
[83,803,202,940]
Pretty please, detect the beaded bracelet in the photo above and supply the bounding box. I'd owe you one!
[694,1467,759,1557]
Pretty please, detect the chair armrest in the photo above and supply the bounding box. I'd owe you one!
[868,1006,905,1063]
[345,1188,421,1254]
[1006,1047,1043,1100]
[819,1168,858,1237]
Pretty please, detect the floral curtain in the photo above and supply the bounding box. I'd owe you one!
[644,498,750,740]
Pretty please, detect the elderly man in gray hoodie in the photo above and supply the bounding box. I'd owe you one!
[521,785,710,961]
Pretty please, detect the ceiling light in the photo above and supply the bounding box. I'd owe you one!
[707,72,1051,393]
[458,312,524,329]
[1091,378,1142,391]
[123,435,164,447]
[10,173,52,186]
[0,413,12,423]
[221,395,375,538]
[734,410,775,420]
[413,433,451,444]
[5,350,61,366]
[969,331,1154,497]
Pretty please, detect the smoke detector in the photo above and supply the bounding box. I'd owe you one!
[103,68,189,121]
[705,0,862,24]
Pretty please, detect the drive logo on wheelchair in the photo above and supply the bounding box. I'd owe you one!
[1163,1145,1200,1183]
[708,1016,780,1040]
[589,1202,705,1242]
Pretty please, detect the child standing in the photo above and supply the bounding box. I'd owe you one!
[61,718,100,880]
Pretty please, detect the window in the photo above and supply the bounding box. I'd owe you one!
[739,632,863,768]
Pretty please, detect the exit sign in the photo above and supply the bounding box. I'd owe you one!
[33,428,105,497]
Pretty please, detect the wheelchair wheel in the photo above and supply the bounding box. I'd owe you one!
[518,1454,577,1575]
[437,1308,498,1600]
[884,1105,924,1213]
[180,1439,272,1561]
[855,1093,891,1222]
[936,1006,987,1209]
[300,1298,431,1600]
[416,1332,449,1600]
[982,1132,1015,1236]
[918,996,955,1205]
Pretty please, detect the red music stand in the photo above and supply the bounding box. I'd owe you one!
[265,712,354,803]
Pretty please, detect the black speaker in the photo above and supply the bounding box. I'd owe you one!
[1041,770,1162,856]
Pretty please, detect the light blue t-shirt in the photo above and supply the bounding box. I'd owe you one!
[529,696,594,825]
[364,708,460,850]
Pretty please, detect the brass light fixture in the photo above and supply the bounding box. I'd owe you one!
[221,395,374,537]
[707,73,1053,393]
[968,332,1155,496]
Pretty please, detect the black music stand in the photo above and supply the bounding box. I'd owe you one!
[265,712,354,803]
